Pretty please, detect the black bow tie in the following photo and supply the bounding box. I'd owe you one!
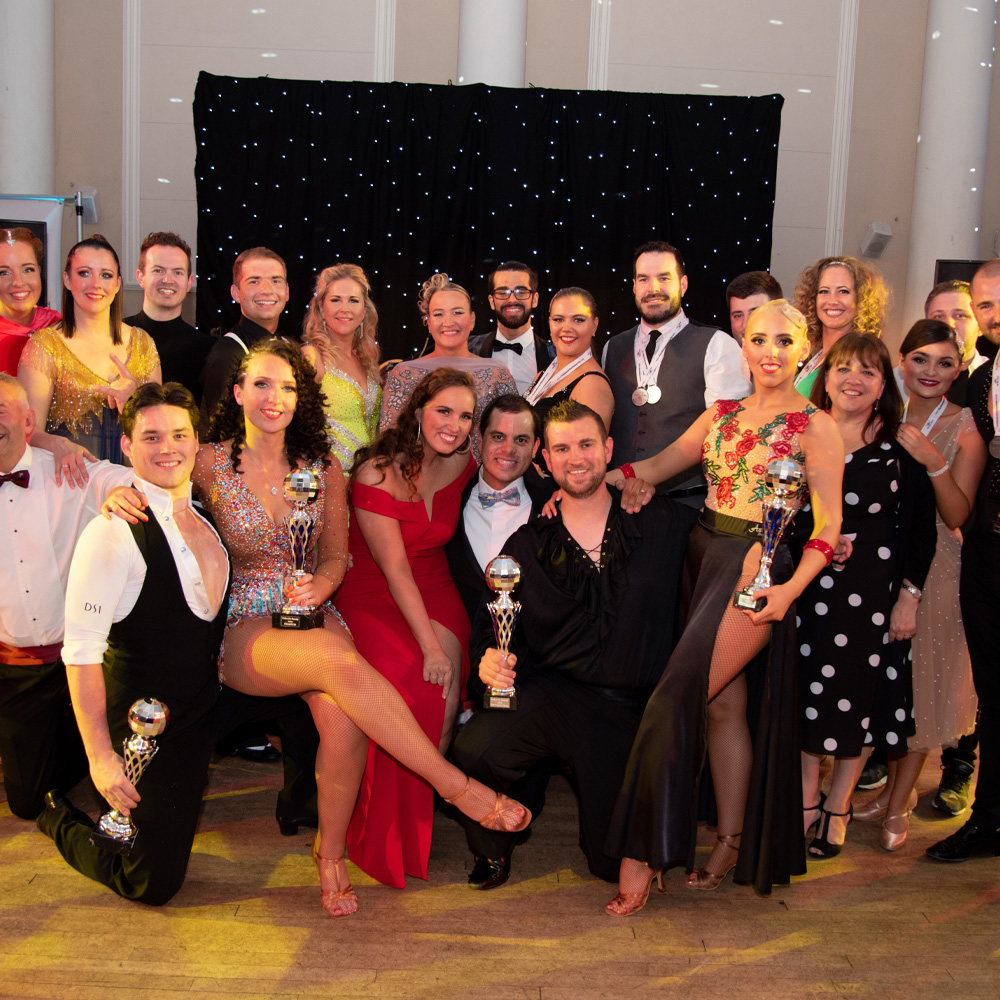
[0,469,29,488]
[494,341,523,355]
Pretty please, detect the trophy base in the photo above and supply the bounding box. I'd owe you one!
[272,609,324,630]
[88,825,137,856]
[484,686,518,710]
[733,589,766,612]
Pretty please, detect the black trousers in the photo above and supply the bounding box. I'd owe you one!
[959,529,1000,825]
[449,672,645,883]
[44,685,317,906]
[0,658,89,820]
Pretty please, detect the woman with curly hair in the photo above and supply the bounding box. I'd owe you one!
[148,341,527,917]
[336,368,479,887]
[792,256,889,398]
[796,334,936,860]
[600,300,844,913]
[378,273,515,461]
[301,263,382,471]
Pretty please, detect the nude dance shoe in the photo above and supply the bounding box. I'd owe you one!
[686,833,741,890]
[445,777,531,833]
[312,834,358,918]
[606,858,665,916]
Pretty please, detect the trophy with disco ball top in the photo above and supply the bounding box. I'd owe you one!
[273,469,324,630]
[733,456,806,612]
[484,555,522,710]
[89,697,169,856]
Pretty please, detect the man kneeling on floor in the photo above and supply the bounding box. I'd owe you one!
[449,400,695,887]
[37,382,317,905]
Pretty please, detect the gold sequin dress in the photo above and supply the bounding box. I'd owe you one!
[19,324,160,464]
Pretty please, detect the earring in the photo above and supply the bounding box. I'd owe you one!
[322,318,329,333]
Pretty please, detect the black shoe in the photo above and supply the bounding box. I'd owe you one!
[926,819,1000,862]
[932,759,975,817]
[856,760,888,791]
[468,855,511,890]
[275,800,319,836]
[808,804,852,860]
[37,790,90,839]
[235,740,282,763]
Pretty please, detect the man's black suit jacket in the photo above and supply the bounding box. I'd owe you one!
[468,330,556,377]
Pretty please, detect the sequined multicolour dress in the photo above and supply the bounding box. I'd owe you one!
[318,367,381,473]
[606,401,816,894]
[19,324,159,464]
[199,443,350,680]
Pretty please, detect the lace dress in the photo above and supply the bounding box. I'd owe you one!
[378,356,516,463]
[606,400,816,893]
[319,367,381,473]
[19,324,159,464]
[909,408,978,751]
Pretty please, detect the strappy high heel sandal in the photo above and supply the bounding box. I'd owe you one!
[804,791,827,836]
[809,803,853,860]
[606,858,665,916]
[445,777,532,833]
[686,833,741,890]
[312,834,358,918]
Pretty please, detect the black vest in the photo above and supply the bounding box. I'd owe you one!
[605,320,717,495]
[103,513,228,737]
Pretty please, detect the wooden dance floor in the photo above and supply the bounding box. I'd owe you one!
[1,749,997,1000]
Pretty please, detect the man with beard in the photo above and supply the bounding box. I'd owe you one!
[125,232,211,403]
[602,241,749,507]
[449,400,695,887]
[469,261,554,393]
[928,258,1000,862]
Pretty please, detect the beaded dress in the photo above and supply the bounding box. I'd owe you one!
[606,400,816,894]
[19,324,159,464]
[199,443,350,680]
[909,408,978,751]
[318,366,381,473]
[379,357,516,463]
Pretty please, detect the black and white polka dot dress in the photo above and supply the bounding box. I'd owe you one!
[798,441,932,757]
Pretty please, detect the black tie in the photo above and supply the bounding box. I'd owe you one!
[494,341,523,355]
[0,470,29,488]
[645,330,660,363]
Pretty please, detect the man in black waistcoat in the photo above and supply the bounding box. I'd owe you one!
[928,258,1000,862]
[199,247,291,421]
[449,401,695,886]
[36,383,317,905]
[602,241,750,507]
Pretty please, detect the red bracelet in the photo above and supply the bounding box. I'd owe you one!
[803,538,833,566]
[620,463,636,480]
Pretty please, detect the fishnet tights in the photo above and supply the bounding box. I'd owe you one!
[223,617,517,858]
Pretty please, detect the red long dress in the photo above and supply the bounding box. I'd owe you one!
[339,454,476,887]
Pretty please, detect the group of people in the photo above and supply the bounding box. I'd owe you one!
[2,224,999,922]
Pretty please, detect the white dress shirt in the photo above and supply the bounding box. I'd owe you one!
[63,475,228,666]
[0,446,133,649]
[463,471,532,571]
[491,326,537,394]
[603,309,751,406]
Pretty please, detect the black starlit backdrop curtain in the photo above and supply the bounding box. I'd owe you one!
[194,73,782,359]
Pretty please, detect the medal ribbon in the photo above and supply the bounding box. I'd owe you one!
[903,395,948,437]
[525,349,593,404]
[794,348,826,387]
[633,309,687,391]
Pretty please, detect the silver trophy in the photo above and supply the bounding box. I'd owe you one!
[733,457,806,612]
[89,698,169,856]
[484,555,522,710]
[272,469,324,630]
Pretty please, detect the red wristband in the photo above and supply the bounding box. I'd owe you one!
[803,538,833,566]
[620,463,636,480]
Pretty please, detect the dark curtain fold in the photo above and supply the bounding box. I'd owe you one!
[194,74,782,360]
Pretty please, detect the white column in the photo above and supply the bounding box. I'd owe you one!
[0,0,54,192]
[904,0,996,320]
[457,0,527,87]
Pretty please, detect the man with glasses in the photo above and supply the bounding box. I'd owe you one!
[470,261,555,393]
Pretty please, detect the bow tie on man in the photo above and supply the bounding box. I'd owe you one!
[479,486,521,508]
[0,470,29,488]
[493,342,523,355]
